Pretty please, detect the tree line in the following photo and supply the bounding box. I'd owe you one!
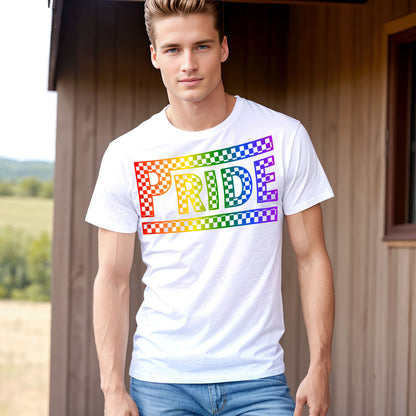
[0,177,53,198]
[0,176,53,301]
[0,226,51,302]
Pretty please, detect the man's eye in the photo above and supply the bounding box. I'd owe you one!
[167,48,179,54]
[197,45,209,50]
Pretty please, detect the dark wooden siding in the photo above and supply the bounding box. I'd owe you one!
[50,0,416,415]
[282,1,416,415]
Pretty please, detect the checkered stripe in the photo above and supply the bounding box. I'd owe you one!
[134,136,273,217]
[204,170,219,211]
[254,156,278,203]
[164,136,273,170]
[221,166,253,208]
[174,174,206,215]
[142,207,278,235]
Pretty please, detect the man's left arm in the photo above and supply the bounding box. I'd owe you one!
[286,203,335,416]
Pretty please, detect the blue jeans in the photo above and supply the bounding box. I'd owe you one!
[129,374,295,415]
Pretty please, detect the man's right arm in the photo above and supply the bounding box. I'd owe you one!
[93,228,139,416]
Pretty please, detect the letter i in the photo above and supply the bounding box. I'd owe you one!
[204,170,219,211]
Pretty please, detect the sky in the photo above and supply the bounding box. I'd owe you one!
[0,1,57,162]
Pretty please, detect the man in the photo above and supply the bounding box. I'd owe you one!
[86,1,335,415]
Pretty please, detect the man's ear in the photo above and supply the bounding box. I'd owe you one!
[220,36,229,63]
[150,45,160,69]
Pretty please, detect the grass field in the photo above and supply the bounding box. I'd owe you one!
[0,300,50,416]
[0,196,53,235]
[0,197,53,414]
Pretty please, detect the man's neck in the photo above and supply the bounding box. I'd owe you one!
[166,87,236,132]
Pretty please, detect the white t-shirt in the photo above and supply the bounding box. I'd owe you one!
[86,96,334,384]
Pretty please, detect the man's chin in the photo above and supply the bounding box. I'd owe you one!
[176,93,208,104]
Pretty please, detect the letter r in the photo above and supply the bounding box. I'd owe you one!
[174,174,206,215]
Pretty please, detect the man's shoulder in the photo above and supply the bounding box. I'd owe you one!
[108,107,166,152]
[238,96,301,131]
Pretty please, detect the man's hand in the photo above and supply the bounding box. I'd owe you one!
[294,365,330,416]
[104,389,140,416]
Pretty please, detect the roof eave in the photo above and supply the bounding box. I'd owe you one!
[48,0,65,91]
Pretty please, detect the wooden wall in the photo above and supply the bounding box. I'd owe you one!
[50,0,416,415]
[282,0,416,415]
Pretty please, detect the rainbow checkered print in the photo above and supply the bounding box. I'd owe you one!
[134,136,278,235]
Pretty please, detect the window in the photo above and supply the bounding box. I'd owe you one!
[385,20,416,241]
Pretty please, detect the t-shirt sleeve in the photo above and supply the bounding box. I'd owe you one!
[85,143,139,233]
[282,123,334,216]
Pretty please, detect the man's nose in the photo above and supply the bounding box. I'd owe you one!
[181,51,198,72]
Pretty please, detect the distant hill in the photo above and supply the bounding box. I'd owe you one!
[0,157,54,182]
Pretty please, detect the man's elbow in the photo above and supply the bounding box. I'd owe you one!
[94,268,130,296]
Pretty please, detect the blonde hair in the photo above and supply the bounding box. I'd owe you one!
[144,0,224,45]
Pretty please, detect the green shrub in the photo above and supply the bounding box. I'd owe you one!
[26,232,51,300]
[0,181,14,196]
[39,180,54,199]
[0,226,51,301]
[0,226,30,297]
[17,177,43,197]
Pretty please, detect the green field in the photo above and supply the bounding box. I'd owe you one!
[0,196,53,235]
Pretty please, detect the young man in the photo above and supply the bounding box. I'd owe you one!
[86,1,335,415]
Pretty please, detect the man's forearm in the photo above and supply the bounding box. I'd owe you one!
[298,250,334,371]
[93,271,130,394]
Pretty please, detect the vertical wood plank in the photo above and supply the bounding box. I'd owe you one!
[134,1,153,123]
[365,0,387,413]
[321,8,340,413]
[365,5,394,415]
[245,4,274,105]
[266,5,288,111]
[386,249,399,415]
[67,0,96,414]
[350,3,374,414]
[408,249,416,416]
[87,2,117,414]
[222,4,248,97]
[321,2,339,298]
[96,1,117,158]
[49,1,77,414]
[114,3,137,139]
[332,5,354,415]
[393,248,411,416]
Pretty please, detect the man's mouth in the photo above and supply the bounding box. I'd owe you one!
[179,78,203,86]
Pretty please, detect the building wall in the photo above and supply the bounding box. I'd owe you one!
[49,1,288,414]
[50,0,416,415]
[282,0,416,415]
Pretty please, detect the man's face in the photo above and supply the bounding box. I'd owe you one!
[150,13,229,105]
